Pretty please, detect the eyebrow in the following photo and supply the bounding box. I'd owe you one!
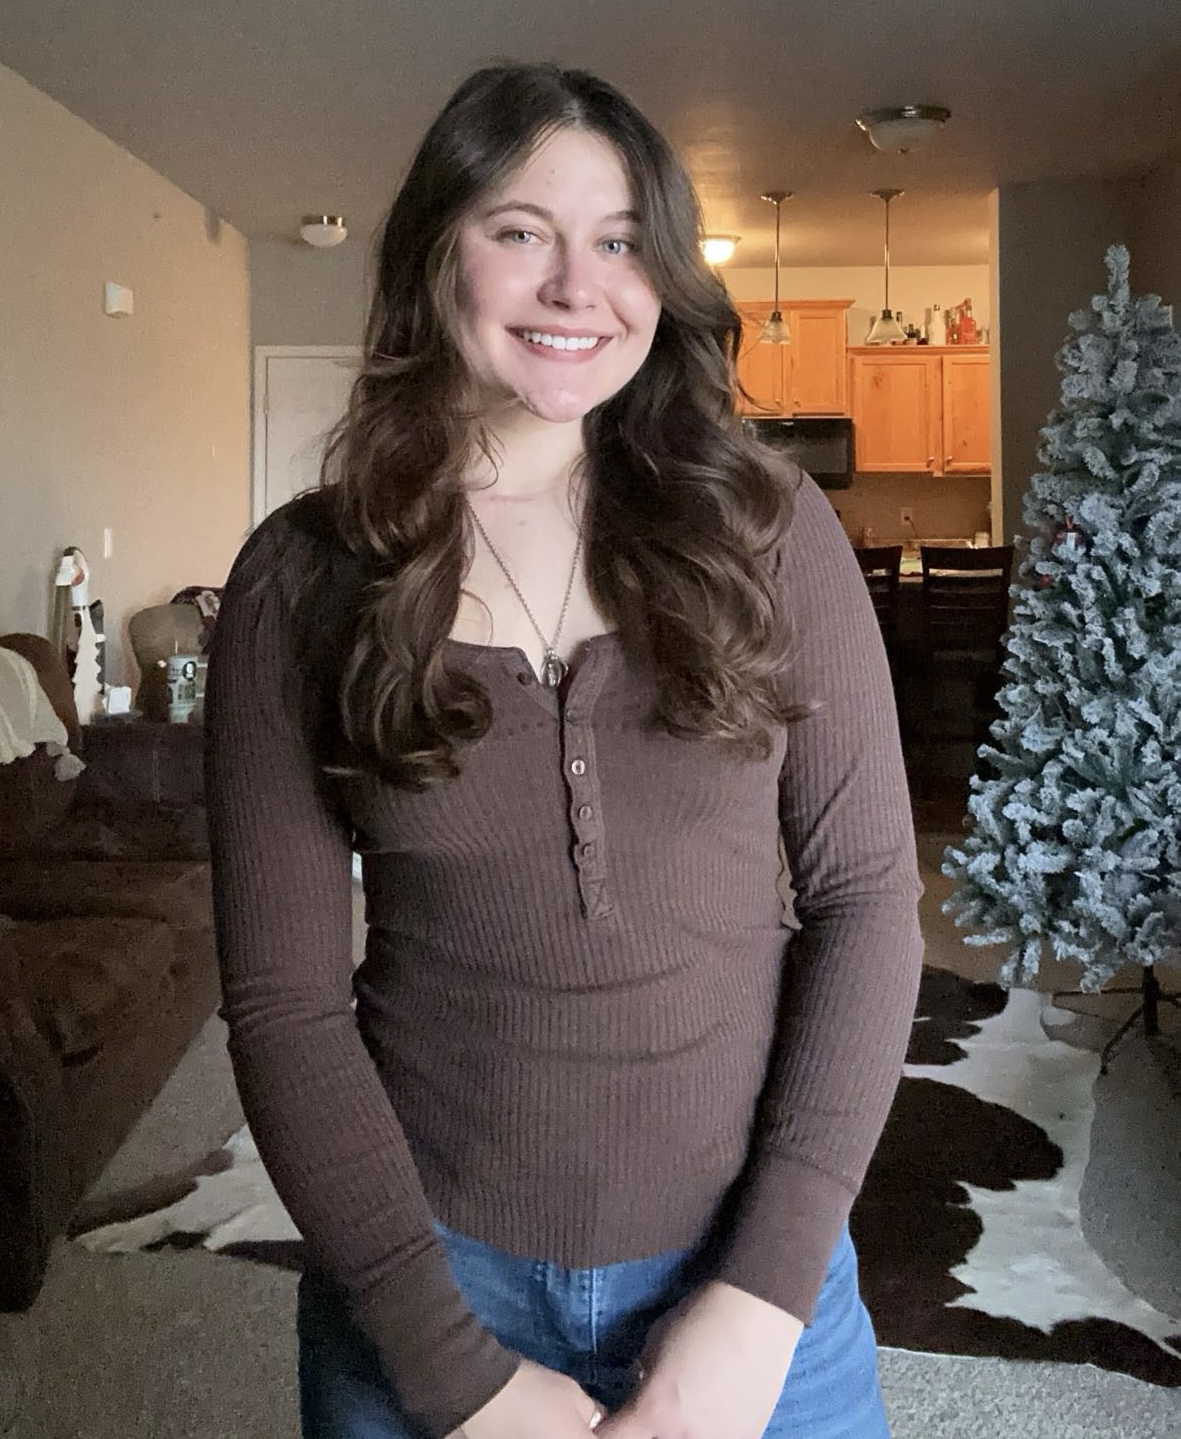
[481,201,641,224]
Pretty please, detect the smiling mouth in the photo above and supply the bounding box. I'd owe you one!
[515,329,606,352]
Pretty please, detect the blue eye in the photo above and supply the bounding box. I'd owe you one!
[601,237,637,255]
[499,228,539,245]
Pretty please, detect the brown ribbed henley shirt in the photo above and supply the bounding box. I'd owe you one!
[205,471,923,1439]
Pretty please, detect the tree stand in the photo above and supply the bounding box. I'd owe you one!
[1095,967,1179,1075]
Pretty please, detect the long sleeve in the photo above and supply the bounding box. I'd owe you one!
[204,510,520,1439]
[713,475,924,1322]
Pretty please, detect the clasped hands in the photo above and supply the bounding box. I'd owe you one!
[454,1281,802,1439]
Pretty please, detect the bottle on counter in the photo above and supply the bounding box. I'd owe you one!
[958,298,979,345]
[927,304,946,346]
[945,305,961,345]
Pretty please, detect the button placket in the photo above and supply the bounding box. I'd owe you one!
[560,660,612,918]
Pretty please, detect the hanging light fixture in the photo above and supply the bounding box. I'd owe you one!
[866,189,907,345]
[759,191,793,345]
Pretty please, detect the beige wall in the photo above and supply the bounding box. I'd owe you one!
[993,178,1133,547]
[251,236,372,348]
[825,474,992,550]
[0,63,251,686]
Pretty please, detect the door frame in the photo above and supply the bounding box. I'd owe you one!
[252,345,363,527]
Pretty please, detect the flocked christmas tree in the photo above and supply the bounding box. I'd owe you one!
[943,245,1181,997]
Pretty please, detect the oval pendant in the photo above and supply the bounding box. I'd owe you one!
[540,652,566,688]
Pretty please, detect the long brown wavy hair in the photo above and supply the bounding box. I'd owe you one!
[321,62,800,787]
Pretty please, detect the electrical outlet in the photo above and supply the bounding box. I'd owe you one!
[900,507,915,528]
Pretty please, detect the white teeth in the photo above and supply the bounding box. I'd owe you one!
[521,331,600,351]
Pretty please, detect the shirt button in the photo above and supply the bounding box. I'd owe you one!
[517,671,533,685]
[570,759,587,776]
[578,804,593,820]
[582,842,596,857]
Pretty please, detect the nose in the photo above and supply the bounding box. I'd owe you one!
[538,241,598,310]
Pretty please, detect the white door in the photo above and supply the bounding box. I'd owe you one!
[254,349,361,522]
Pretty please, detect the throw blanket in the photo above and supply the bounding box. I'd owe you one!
[0,648,77,773]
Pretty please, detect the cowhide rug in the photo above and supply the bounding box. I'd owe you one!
[71,969,1181,1385]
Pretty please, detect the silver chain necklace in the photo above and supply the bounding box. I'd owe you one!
[468,506,583,688]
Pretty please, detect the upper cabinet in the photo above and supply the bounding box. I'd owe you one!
[735,300,852,416]
[940,351,991,474]
[848,346,990,475]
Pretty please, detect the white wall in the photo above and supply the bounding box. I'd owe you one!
[0,63,251,685]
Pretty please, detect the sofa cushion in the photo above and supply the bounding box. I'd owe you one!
[3,916,175,1060]
[0,799,208,862]
[0,859,212,931]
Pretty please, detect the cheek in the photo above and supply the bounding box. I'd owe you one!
[619,266,661,325]
[455,242,518,324]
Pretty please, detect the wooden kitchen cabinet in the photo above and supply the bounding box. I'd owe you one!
[848,346,990,474]
[735,300,852,415]
[941,351,991,472]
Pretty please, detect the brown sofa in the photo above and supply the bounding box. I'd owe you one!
[0,634,219,1310]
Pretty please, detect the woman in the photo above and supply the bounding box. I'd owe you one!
[206,62,922,1439]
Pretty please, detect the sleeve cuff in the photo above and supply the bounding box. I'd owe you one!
[350,1234,523,1439]
[711,1152,855,1325]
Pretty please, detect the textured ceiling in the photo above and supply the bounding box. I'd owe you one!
[2,0,1180,266]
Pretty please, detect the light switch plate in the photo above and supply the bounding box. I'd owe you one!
[104,281,134,317]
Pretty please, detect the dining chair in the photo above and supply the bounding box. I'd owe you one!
[852,544,903,652]
[919,545,1015,676]
[909,545,1015,787]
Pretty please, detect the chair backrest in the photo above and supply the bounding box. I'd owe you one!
[920,545,1014,654]
[853,545,903,642]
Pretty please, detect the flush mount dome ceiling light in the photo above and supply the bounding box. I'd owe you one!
[856,105,951,154]
[299,215,348,248]
[701,235,740,266]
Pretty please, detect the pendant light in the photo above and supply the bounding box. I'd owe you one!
[759,191,793,345]
[866,189,906,345]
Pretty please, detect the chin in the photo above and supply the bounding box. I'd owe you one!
[519,385,613,426]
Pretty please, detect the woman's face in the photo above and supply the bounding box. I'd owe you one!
[452,126,662,427]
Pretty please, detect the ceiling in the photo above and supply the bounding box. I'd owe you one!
[2,0,1180,268]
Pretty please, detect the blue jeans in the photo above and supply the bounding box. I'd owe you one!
[297,1224,889,1439]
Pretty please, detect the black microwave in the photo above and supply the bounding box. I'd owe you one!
[743,416,854,490]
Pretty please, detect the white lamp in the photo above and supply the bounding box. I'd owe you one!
[701,235,740,266]
[300,215,348,248]
[856,105,951,155]
[759,191,792,345]
[865,189,907,346]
